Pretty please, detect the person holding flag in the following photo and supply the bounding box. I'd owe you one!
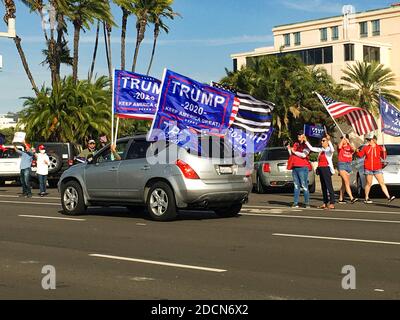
[356,133,395,204]
[337,134,358,204]
[287,130,312,209]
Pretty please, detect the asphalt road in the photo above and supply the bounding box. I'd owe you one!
[1,185,400,300]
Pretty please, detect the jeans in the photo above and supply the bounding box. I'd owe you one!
[319,167,335,205]
[292,167,310,205]
[38,174,47,194]
[20,168,32,196]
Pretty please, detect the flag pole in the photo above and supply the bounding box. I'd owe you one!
[314,92,346,137]
[111,68,116,148]
[114,117,120,145]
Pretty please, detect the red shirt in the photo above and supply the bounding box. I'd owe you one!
[291,142,312,170]
[338,145,354,163]
[318,152,329,167]
[356,145,387,171]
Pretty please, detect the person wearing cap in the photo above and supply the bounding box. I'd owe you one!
[13,140,34,198]
[287,130,312,208]
[79,139,98,159]
[36,145,50,197]
[337,134,358,204]
[356,134,395,204]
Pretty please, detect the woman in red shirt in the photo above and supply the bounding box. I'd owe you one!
[337,135,358,204]
[356,134,395,204]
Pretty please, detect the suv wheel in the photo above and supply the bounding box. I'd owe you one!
[48,152,63,174]
[215,204,242,218]
[61,181,86,215]
[146,182,177,221]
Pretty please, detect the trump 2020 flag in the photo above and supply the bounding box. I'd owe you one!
[304,124,326,139]
[148,69,235,148]
[380,97,400,137]
[113,70,161,120]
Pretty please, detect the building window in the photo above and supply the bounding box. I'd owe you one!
[331,26,339,40]
[372,20,380,36]
[275,46,333,66]
[284,34,291,47]
[360,22,368,37]
[344,44,355,61]
[363,46,380,62]
[320,28,328,42]
[233,59,238,72]
[294,32,301,46]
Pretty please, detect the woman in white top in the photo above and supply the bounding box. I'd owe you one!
[36,145,50,196]
[305,135,336,210]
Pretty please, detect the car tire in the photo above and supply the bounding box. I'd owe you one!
[256,175,267,194]
[215,203,242,218]
[0,179,5,187]
[47,152,63,174]
[146,182,177,221]
[61,180,86,216]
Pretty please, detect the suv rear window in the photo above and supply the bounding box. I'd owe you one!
[261,149,289,161]
[386,145,400,156]
[0,149,20,159]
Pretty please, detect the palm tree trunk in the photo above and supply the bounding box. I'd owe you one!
[132,18,147,72]
[147,24,160,76]
[121,8,129,70]
[14,36,39,96]
[55,12,65,82]
[106,23,113,80]
[72,21,81,84]
[89,21,100,82]
[103,22,112,79]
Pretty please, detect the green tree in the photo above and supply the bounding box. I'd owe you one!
[341,61,400,114]
[19,76,112,144]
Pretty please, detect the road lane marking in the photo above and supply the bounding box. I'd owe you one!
[243,205,400,216]
[0,200,60,206]
[241,213,400,224]
[89,254,227,273]
[19,215,85,221]
[273,233,400,246]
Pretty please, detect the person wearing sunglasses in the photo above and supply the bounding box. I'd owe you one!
[356,134,395,204]
[79,139,98,159]
[305,134,336,210]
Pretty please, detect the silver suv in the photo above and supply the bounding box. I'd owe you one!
[58,135,252,221]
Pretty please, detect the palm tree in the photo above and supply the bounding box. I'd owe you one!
[20,76,112,143]
[131,0,157,72]
[342,61,400,114]
[1,0,39,95]
[60,0,114,84]
[146,0,179,75]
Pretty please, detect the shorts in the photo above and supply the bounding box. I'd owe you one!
[337,162,352,174]
[364,169,383,175]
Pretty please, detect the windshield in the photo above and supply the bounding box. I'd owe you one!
[261,149,289,161]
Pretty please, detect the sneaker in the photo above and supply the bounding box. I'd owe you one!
[40,193,45,197]
[291,204,300,209]
[304,204,311,209]
[364,199,373,204]
[350,198,359,204]
[388,196,396,203]
[25,194,32,199]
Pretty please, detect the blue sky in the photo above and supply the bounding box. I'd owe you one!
[0,0,391,113]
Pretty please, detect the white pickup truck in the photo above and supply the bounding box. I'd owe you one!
[0,145,24,186]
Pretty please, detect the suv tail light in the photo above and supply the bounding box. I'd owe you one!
[263,163,271,173]
[68,159,74,166]
[176,160,200,179]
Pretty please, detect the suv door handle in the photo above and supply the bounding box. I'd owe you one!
[141,165,150,171]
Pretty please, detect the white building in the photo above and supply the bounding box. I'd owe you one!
[0,115,17,129]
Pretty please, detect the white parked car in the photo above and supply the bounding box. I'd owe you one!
[350,143,400,196]
[0,145,24,186]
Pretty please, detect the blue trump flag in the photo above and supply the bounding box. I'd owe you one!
[113,70,161,120]
[148,69,235,149]
[304,124,326,139]
[380,97,400,137]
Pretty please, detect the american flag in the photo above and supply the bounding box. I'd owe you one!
[317,93,378,136]
[212,82,275,133]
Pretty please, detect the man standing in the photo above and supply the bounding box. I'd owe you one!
[14,141,34,198]
[36,145,50,197]
[288,131,312,208]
